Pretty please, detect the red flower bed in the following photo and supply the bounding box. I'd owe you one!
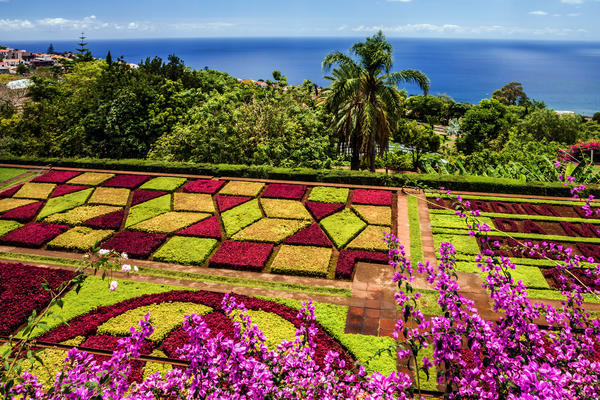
[102,174,151,189]
[215,195,251,212]
[284,223,332,247]
[38,290,353,369]
[493,218,519,233]
[352,189,392,206]
[335,250,388,280]
[209,241,273,272]
[576,243,600,259]
[50,184,89,198]
[32,170,81,183]
[131,190,167,206]
[0,222,69,248]
[0,263,75,336]
[523,220,547,235]
[305,201,345,221]
[560,221,600,238]
[0,201,43,222]
[82,210,125,230]
[0,184,23,198]
[573,206,599,219]
[177,216,222,239]
[542,267,600,291]
[101,231,167,259]
[261,184,306,200]
[182,179,225,194]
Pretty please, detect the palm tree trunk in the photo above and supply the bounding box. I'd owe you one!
[351,133,360,170]
[369,138,376,172]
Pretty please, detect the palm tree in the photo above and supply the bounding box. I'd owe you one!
[320,31,430,171]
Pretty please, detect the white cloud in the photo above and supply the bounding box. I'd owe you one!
[0,15,158,32]
[0,18,34,30]
[351,23,585,37]
[529,10,549,15]
[561,0,584,4]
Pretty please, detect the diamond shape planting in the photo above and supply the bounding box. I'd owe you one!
[260,199,311,220]
[232,218,310,243]
[347,225,390,251]
[220,199,262,238]
[130,211,210,233]
[67,172,114,186]
[320,209,366,249]
[88,187,130,206]
[219,181,264,197]
[173,193,215,213]
[14,183,56,200]
[352,205,392,226]
[308,187,349,203]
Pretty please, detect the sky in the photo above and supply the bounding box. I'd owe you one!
[0,0,599,41]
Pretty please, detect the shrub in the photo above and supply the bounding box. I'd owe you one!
[67,172,114,186]
[320,209,366,248]
[233,310,297,350]
[177,216,222,239]
[37,188,93,220]
[82,209,125,230]
[100,231,167,259]
[220,199,262,237]
[0,201,43,222]
[124,195,171,228]
[47,226,114,252]
[219,181,265,197]
[232,218,310,243]
[0,222,69,247]
[284,223,333,247]
[173,193,215,213]
[152,236,218,265]
[260,198,311,220]
[0,198,37,213]
[130,211,209,233]
[215,195,251,212]
[352,189,393,206]
[305,201,345,221]
[270,245,332,277]
[88,187,130,206]
[139,177,187,191]
[209,241,274,271]
[50,184,89,198]
[101,174,151,189]
[308,186,349,203]
[31,170,81,183]
[182,179,226,194]
[352,205,392,226]
[14,183,56,199]
[261,183,306,200]
[347,225,391,251]
[44,205,121,225]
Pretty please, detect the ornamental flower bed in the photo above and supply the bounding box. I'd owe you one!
[177,216,222,239]
[101,174,151,189]
[82,209,125,230]
[0,222,69,248]
[0,201,43,222]
[130,190,167,206]
[32,170,81,184]
[305,201,345,221]
[215,195,251,212]
[0,184,23,198]
[284,223,333,247]
[352,189,393,206]
[182,179,225,194]
[209,241,274,272]
[335,249,388,280]
[261,183,306,200]
[50,184,89,198]
[101,231,167,259]
[0,263,75,336]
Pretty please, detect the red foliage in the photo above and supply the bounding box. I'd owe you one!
[522,220,547,235]
[261,184,306,200]
[0,184,23,198]
[560,221,600,238]
[209,241,274,272]
[352,189,393,206]
[305,201,345,221]
[50,184,89,198]
[102,174,151,189]
[284,223,332,247]
[101,231,167,259]
[131,190,167,206]
[0,222,69,248]
[215,195,251,212]
[336,250,388,280]
[32,170,81,183]
[182,179,225,194]
[542,267,600,291]
[82,210,125,230]
[0,201,43,222]
[177,216,222,239]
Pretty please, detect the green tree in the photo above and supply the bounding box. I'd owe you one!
[16,63,29,75]
[519,109,581,144]
[320,31,429,171]
[397,120,441,169]
[593,112,600,123]
[47,43,55,54]
[76,32,88,55]
[492,82,529,107]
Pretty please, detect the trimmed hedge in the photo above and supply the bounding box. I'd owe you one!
[0,156,588,196]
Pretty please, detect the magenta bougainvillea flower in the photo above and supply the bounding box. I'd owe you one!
[100,231,167,258]
[215,195,251,212]
[101,174,151,189]
[284,223,332,247]
[0,184,23,198]
[182,179,226,194]
[82,209,125,230]
[305,201,345,221]
[50,184,89,198]
[0,201,44,222]
[130,190,167,206]
[0,222,69,248]
[335,249,388,280]
[261,183,307,200]
[0,263,75,336]
[177,216,222,239]
[209,241,274,271]
[162,312,235,357]
[352,189,393,206]
[32,170,81,184]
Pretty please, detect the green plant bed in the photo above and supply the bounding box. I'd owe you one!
[347,225,391,251]
[260,199,311,220]
[88,187,130,206]
[454,262,550,289]
[97,302,212,342]
[429,213,493,230]
[143,349,172,379]
[130,211,209,233]
[0,198,36,213]
[427,193,600,208]
[434,234,480,255]
[14,183,56,199]
[453,253,594,269]
[139,177,187,191]
[37,189,94,220]
[308,186,349,203]
[527,288,600,304]
[320,209,366,249]
[270,245,332,277]
[429,208,600,225]
[124,195,171,228]
[152,236,218,265]
[232,218,310,243]
[432,227,600,245]
[44,205,121,225]
[352,205,391,226]
[0,220,23,236]
[173,193,215,213]
[219,181,265,197]
[47,227,114,252]
[408,195,424,262]
[67,172,114,186]
[221,199,263,237]
[21,337,84,389]
[415,289,443,316]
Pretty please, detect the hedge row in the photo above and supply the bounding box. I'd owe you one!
[1,156,593,196]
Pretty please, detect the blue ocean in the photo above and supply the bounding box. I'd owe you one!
[5,37,600,115]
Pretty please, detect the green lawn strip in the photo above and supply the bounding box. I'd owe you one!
[124,194,171,228]
[426,193,600,208]
[139,177,187,191]
[0,220,23,236]
[430,208,600,225]
[347,225,391,252]
[37,188,94,220]
[219,181,265,197]
[452,253,596,269]
[429,213,493,230]
[97,302,212,342]
[527,289,600,304]
[232,218,310,243]
[221,199,263,237]
[14,182,56,199]
[308,186,349,203]
[0,251,351,298]
[408,195,424,262]
[270,245,332,277]
[454,261,550,289]
[130,211,209,233]
[152,236,218,265]
[0,167,31,184]
[320,209,366,248]
[434,234,480,255]
[0,171,39,190]
[260,198,312,220]
[44,205,121,225]
[432,227,600,245]
[262,297,397,375]
[47,227,114,252]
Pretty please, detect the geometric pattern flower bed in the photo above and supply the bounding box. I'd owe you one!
[0,168,398,281]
